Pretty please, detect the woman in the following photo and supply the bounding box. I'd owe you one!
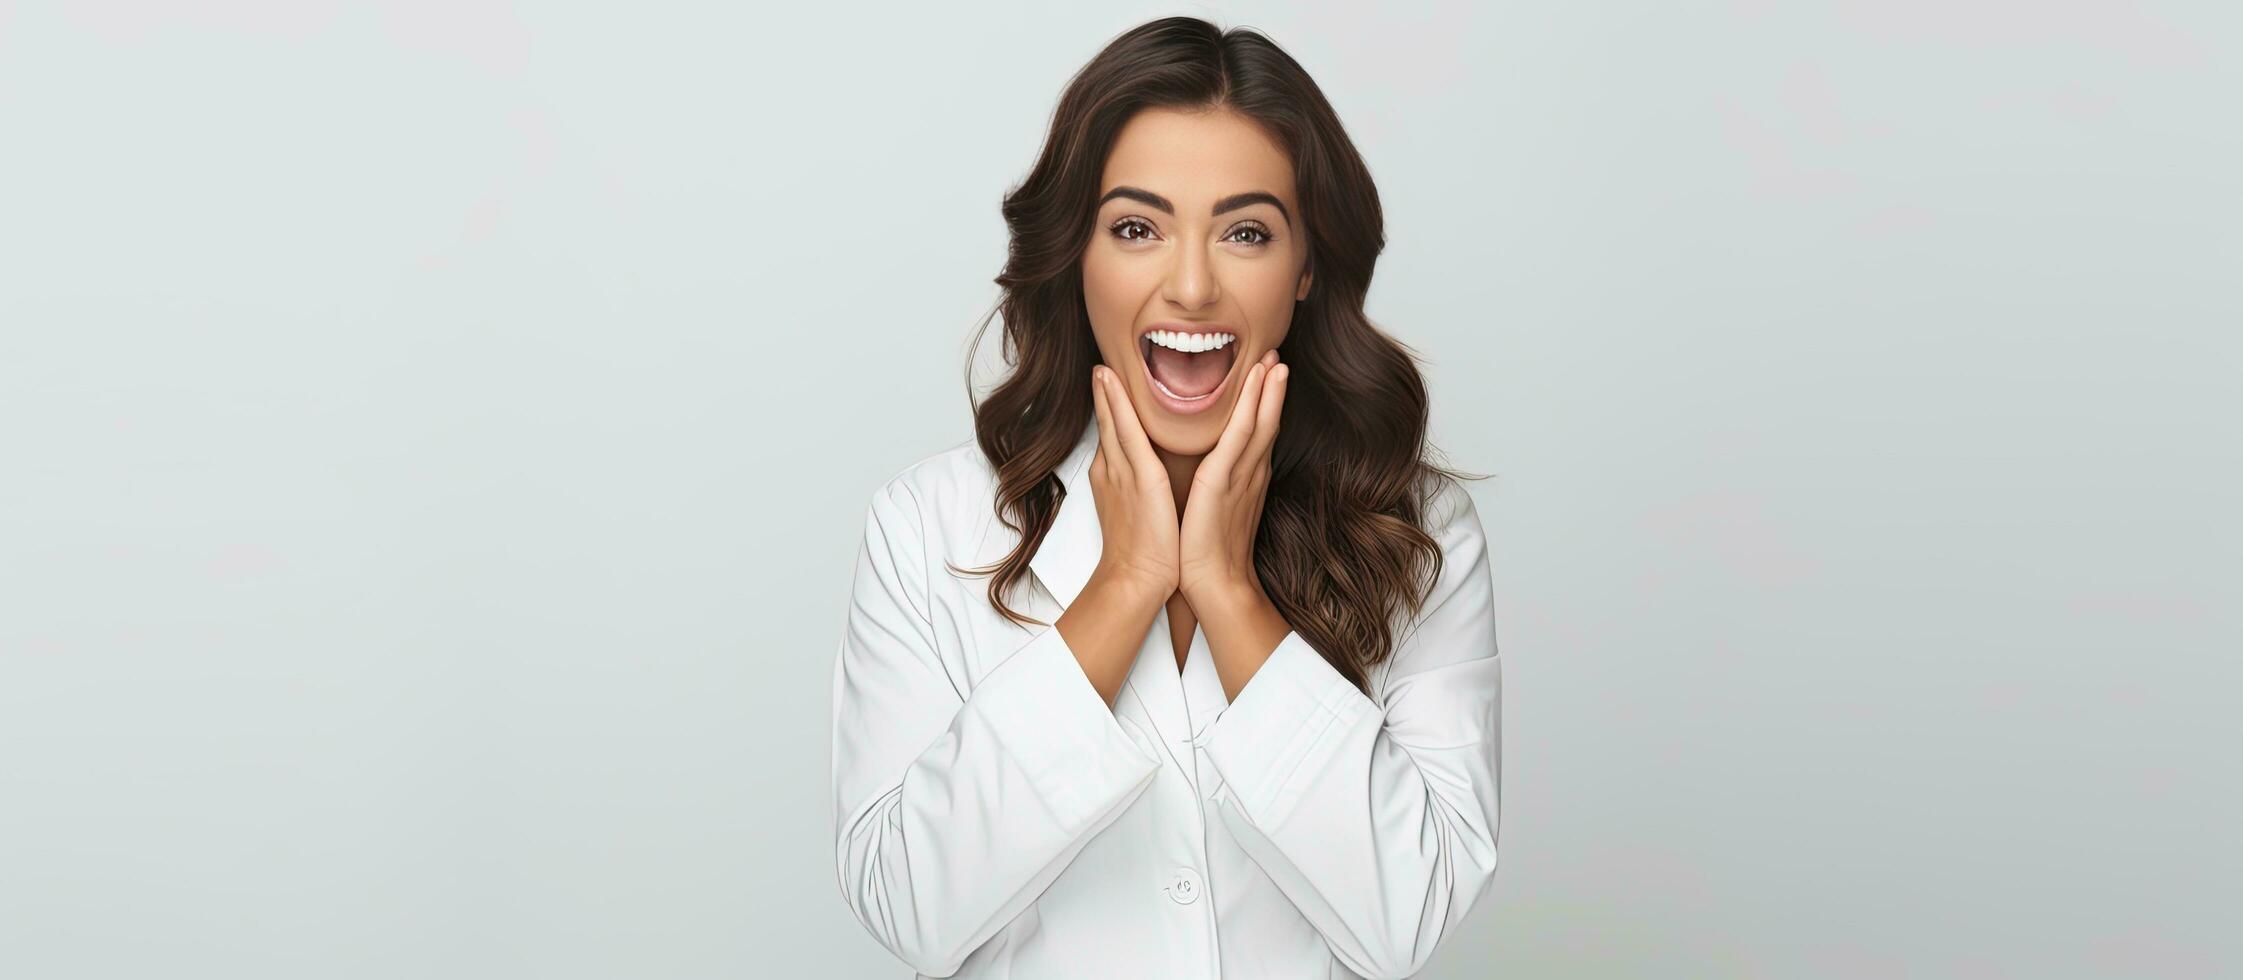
[830,16,1501,979]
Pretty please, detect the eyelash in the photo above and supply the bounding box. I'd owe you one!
[1109,217,1276,247]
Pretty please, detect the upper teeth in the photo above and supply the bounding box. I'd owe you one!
[1146,331,1236,354]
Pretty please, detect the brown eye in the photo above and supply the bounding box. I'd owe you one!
[1227,223,1274,246]
[1111,218,1157,242]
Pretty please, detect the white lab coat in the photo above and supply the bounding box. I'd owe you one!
[830,417,1502,979]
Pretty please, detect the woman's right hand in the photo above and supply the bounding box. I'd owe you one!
[1087,365,1179,602]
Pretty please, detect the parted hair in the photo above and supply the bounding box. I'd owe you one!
[950,15,1485,697]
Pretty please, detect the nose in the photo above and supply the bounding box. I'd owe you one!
[1160,236,1220,311]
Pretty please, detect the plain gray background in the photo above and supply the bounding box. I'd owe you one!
[2,1,2237,977]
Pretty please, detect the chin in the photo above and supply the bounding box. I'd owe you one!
[1138,409,1227,457]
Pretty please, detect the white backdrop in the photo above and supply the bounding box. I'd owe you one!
[2,1,2237,977]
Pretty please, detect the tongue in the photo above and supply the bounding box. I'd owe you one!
[1148,345,1232,398]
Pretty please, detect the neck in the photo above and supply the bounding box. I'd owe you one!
[1152,445,1204,520]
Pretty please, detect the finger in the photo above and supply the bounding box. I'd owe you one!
[1206,362,1265,483]
[1244,362,1286,472]
[1103,367,1164,479]
[1091,366,1127,482]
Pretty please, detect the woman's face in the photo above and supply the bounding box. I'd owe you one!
[1082,106,1311,457]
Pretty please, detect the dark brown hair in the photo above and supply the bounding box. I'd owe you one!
[951,15,1486,696]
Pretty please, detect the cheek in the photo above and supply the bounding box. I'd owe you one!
[1081,250,1150,358]
[1082,246,1147,303]
[1240,263,1300,338]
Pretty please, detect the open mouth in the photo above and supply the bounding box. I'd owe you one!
[1139,328,1240,413]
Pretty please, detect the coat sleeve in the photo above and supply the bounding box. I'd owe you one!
[1191,480,1503,980]
[830,476,1166,978]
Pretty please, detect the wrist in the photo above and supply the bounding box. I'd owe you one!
[1183,574,1266,619]
[1090,562,1174,611]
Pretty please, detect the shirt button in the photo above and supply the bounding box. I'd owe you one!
[1166,867,1202,905]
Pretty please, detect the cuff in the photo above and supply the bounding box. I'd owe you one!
[1194,630,1376,827]
[965,624,1164,827]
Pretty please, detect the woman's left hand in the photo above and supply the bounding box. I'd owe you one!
[1178,348,1289,608]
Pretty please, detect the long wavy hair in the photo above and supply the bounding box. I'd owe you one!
[949,15,1486,697]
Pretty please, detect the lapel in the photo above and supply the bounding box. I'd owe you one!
[1025,417,1196,756]
[1024,418,1102,610]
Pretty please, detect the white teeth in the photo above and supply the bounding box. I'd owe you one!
[1149,373,1215,401]
[1145,330,1237,354]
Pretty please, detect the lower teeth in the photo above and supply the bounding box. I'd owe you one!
[1150,373,1214,401]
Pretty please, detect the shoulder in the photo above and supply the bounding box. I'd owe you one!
[864,434,999,534]
[1417,470,1487,554]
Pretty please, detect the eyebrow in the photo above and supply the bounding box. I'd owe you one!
[1098,185,1292,228]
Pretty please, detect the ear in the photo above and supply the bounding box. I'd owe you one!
[1295,268,1313,302]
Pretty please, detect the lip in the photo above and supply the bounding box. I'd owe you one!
[1137,323,1243,416]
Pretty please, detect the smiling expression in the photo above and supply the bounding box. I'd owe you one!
[1081,106,1312,457]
